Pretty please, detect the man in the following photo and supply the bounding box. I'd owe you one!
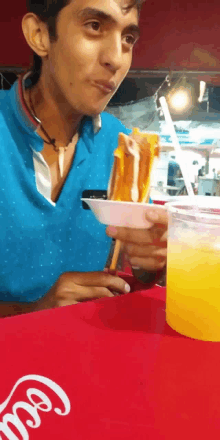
[0,0,167,317]
[167,155,182,195]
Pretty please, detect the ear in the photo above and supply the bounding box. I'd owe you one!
[21,13,50,59]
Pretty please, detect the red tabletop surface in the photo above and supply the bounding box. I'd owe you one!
[0,273,219,440]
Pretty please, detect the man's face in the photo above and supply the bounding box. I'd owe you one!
[44,0,140,117]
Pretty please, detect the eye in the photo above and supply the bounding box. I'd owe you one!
[85,21,101,32]
[124,35,136,46]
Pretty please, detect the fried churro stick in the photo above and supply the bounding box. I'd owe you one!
[108,128,160,271]
[108,128,159,203]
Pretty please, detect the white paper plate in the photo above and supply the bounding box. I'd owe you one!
[81,198,166,228]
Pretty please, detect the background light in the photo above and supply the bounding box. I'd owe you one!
[169,88,192,112]
[166,82,194,115]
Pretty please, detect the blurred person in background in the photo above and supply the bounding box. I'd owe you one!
[167,155,182,195]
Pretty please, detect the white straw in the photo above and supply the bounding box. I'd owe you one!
[159,96,195,200]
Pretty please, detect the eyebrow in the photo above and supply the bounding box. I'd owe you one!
[77,7,140,38]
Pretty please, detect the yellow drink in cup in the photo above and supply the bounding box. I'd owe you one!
[166,196,220,341]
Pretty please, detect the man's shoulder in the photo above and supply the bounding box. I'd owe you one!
[0,88,9,101]
[0,89,10,130]
[100,111,131,136]
[0,89,10,116]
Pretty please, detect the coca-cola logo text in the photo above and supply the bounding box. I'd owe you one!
[0,374,71,439]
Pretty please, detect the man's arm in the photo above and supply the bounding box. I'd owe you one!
[130,199,167,287]
[0,270,133,318]
[106,207,168,285]
[0,301,39,318]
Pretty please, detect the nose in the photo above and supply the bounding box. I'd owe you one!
[100,34,123,73]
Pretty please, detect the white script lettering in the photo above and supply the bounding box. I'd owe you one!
[0,374,71,439]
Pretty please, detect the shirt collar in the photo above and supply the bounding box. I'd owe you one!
[16,70,102,136]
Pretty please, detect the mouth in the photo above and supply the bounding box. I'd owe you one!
[94,80,117,94]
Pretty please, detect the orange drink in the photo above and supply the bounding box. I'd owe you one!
[166,196,220,341]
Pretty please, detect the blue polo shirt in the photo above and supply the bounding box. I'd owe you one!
[0,76,131,302]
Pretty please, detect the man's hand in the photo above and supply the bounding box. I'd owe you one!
[106,207,168,272]
[36,271,131,310]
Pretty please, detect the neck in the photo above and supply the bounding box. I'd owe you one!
[25,75,83,145]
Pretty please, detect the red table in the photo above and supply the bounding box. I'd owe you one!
[0,273,219,440]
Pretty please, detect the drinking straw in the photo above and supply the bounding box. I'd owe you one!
[159,96,195,200]
[109,239,121,271]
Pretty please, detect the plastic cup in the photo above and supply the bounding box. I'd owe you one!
[166,196,220,341]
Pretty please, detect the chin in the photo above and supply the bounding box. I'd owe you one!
[83,99,110,117]
[85,108,105,118]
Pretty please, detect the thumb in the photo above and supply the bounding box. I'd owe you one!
[145,206,168,226]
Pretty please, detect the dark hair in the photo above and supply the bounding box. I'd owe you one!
[25,0,145,83]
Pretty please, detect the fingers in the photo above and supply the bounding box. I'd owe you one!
[124,243,167,259]
[106,226,154,245]
[106,225,167,246]
[103,274,131,293]
[145,206,168,226]
[129,256,166,272]
[72,286,115,300]
[56,300,79,307]
[56,284,115,303]
[71,271,130,294]
[58,272,130,298]
[124,242,167,272]
[160,230,167,242]
[43,271,131,310]
[106,206,168,244]
[54,287,115,307]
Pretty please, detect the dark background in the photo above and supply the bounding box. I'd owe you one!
[1,0,220,70]
[1,1,220,112]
